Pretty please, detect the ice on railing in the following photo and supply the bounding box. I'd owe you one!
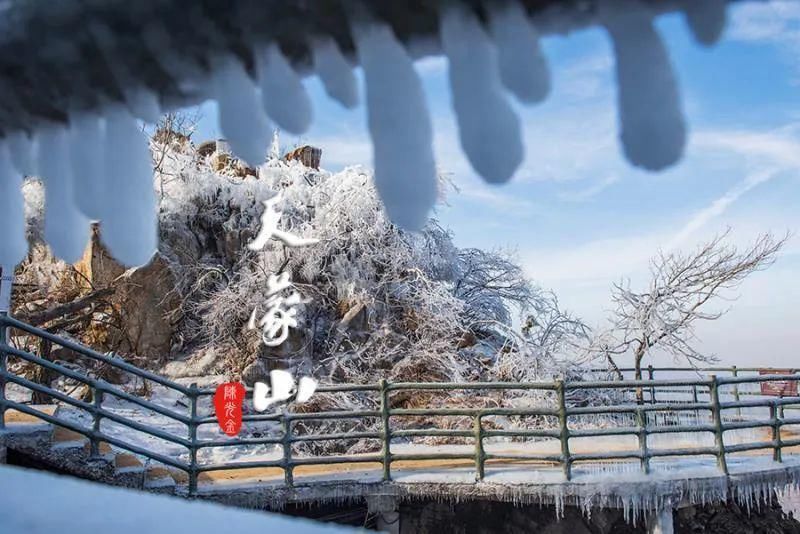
[0,0,731,266]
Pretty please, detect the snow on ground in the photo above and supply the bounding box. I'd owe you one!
[0,465,352,534]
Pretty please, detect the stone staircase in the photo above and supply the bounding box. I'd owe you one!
[1,407,183,494]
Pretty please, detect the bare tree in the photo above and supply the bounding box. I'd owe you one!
[599,230,787,398]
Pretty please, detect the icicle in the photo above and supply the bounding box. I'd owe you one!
[7,131,35,176]
[101,107,157,267]
[269,130,281,162]
[440,6,524,184]
[355,22,437,231]
[69,113,106,220]
[312,37,359,109]
[489,1,550,104]
[37,127,89,264]
[683,0,727,46]
[124,87,162,124]
[0,144,28,266]
[256,44,312,135]
[600,0,686,171]
[213,57,271,167]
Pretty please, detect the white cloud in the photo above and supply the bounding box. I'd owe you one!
[557,174,620,202]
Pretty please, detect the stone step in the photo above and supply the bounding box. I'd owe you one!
[50,427,88,450]
[114,453,145,475]
[2,405,57,431]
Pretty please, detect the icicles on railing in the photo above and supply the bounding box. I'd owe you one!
[101,107,157,267]
[441,6,524,184]
[355,22,438,231]
[257,44,313,135]
[37,127,90,264]
[213,57,271,167]
[0,145,27,267]
[489,1,550,105]
[69,114,106,221]
[600,0,687,172]
[313,37,359,109]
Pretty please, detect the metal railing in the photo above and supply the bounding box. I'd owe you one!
[1,313,799,496]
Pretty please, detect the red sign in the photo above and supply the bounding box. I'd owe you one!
[214,382,245,436]
[759,369,798,397]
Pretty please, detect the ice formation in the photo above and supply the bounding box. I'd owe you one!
[313,37,359,109]
[257,44,313,135]
[213,57,271,167]
[7,131,35,177]
[441,6,524,184]
[684,0,728,46]
[69,113,106,221]
[489,1,550,104]
[101,107,157,267]
[0,145,27,266]
[36,127,89,265]
[600,0,687,171]
[0,1,733,267]
[355,22,438,231]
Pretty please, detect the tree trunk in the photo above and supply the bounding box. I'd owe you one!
[31,338,55,404]
[634,351,644,405]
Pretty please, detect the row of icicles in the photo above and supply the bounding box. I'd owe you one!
[0,0,727,269]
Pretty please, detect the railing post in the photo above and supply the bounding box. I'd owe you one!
[188,383,198,496]
[636,407,650,474]
[282,413,293,487]
[769,401,782,463]
[379,379,391,481]
[556,379,571,480]
[709,375,728,475]
[89,385,104,459]
[647,365,656,404]
[474,413,485,481]
[0,312,7,431]
[731,366,741,417]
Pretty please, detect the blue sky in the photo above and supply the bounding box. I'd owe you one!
[195,1,800,367]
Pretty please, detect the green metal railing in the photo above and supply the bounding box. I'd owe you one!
[1,313,799,497]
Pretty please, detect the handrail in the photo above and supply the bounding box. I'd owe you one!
[1,315,799,497]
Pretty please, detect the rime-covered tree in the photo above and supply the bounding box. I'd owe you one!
[597,231,786,397]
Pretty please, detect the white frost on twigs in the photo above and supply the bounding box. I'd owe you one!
[441,6,524,184]
[7,131,35,177]
[313,37,359,109]
[101,107,157,267]
[257,44,313,135]
[600,0,686,171]
[0,145,28,266]
[37,127,89,264]
[683,0,727,46]
[355,22,438,231]
[69,113,106,220]
[489,1,550,104]
[213,57,271,167]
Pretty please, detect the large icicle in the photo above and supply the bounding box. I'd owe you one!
[441,6,524,184]
[7,131,35,176]
[313,37,359,109]
[256,44,312,135]
[69,114,106,221]
[213,57,271,167]
[489,1,550,104]
[0,145,28,267]
[601,0,686,171]
[355,22,437,231]
[124,87,162,124]
[102,107,157,267]
[37,127,89,264]
[683,0,727,46]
